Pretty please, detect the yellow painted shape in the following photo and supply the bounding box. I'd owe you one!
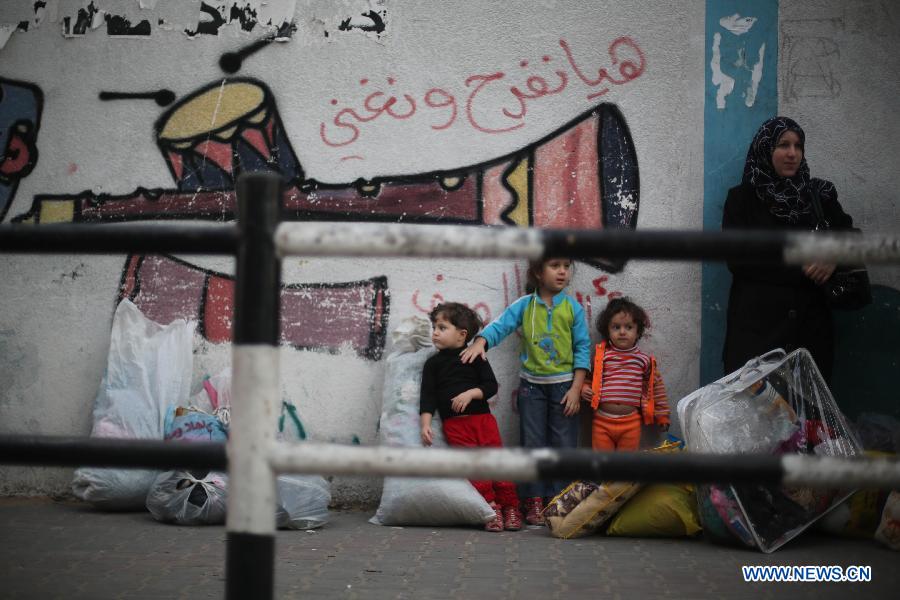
[158,82,266,142]
[504,157,530,226]
[39,200,75,223]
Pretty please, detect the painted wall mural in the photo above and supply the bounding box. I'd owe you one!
[0,77,42,222]
[120,254,388,360]
[12,29,643,361]
[17,78,640,238]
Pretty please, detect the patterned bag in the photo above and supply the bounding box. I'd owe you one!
[543,440,683,539]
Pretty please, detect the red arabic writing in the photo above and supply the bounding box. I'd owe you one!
[320,36,645,150]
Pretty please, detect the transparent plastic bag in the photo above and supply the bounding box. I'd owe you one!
[146,470,228,525]
[677,349,862,552]
[72,300,195,509]
[275,474,331,530]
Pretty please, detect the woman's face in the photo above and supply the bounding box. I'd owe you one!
[771,130,803,178]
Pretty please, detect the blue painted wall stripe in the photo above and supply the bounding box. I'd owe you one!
[701,0,779,385]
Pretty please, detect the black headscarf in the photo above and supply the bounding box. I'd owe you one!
[742,116,836,225]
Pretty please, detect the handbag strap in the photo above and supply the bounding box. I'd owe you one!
[808,185,829,230]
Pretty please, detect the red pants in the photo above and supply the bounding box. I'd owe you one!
[592,411,641,451]
[442,414,519,509]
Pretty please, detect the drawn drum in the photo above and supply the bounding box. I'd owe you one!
[155,79,303,191]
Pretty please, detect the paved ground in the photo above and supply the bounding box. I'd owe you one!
[0,497,895,599]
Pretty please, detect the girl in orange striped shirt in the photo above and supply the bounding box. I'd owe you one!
[580,297,670,451]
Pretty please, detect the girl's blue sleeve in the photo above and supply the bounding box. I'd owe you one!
[479,295,529,349]
[570,300,591,371]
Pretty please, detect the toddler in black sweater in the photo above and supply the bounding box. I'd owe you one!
[419,302,522,532]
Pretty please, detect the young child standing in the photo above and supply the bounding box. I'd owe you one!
[420,302,523,532]
[580,297,670,451]
[461,257,590,526]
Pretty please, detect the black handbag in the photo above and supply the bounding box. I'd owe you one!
[808,187,873,310]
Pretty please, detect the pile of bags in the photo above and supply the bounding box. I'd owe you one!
[71,300,330,528]
[542,439,701,539]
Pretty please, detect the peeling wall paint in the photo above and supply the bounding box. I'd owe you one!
[0,0,300,44]
[710,13,766,110]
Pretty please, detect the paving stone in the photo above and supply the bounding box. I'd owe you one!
[1,497,898,598]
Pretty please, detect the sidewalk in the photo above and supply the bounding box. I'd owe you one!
[1,497,895,599]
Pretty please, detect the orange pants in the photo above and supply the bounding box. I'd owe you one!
[592,411,641,451]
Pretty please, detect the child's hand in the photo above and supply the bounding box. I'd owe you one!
[580,383,594,403]
[421,425,434,446]
[450,390,473,413]
[459,338,486,364]
[561,387,581,417]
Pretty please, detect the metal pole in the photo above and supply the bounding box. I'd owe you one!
[0,223,239,254]
[0,435,226,470]
[226,172,282,600]
[267,442,900,489]
[273,222,900,264]
[3,435,899,489]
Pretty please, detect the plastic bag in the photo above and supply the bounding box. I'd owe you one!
[854,412,900,453]
[818,488,891,539]
[606,484,702,538]
[189,367,306,442]
[695,484,756,547]
[164,405,228,442]
[72,300,195,509]
[370,317,495,527]
[146,470,228,525]
[275,474,331,530]
[874,490,900,551]
[188,369,233,428]
[677,349,862,552]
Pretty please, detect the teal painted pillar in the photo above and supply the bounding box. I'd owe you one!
[701,0,779,385]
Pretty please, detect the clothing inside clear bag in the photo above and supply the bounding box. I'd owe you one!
[678,349,862,552]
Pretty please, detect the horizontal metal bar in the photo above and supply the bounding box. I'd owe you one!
[3,222,898,264]
[275,222,544,259]
[268,442,900,488]
[547,229,900,264]
[4,436,899,488]
[0,223,240,254]
[543,228,785,263]
[0,436,227,470]
[275,222,900,264]
[785,232,900,264]
[269,442,541,480]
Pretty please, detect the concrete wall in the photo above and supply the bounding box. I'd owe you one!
[0,0,896,503]
[778,0,900,420]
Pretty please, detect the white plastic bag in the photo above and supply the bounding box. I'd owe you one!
[275,474,332,529]
[370,317,495,526]
[146,470,228,525]
[72,300,195,509]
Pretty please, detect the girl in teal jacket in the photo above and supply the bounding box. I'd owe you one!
[461,257,590,525]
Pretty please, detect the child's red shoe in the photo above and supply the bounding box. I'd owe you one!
[485,503,504,532]
[524,496,545,526]
[503,506,522,531]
